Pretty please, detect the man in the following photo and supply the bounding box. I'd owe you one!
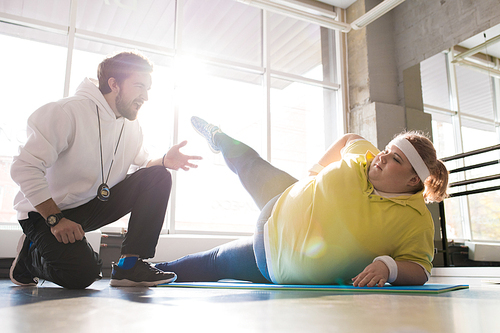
[9,51,201,289]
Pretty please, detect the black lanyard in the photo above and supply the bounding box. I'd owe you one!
[96,105,124,201]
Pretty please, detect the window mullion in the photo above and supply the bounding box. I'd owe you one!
[263,9,271,162]
[63,0,78,98]
[493,58,500,142]
[447,48,473,241]
[167,0,183,235]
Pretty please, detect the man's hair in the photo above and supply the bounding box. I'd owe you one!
[97,51,153,94]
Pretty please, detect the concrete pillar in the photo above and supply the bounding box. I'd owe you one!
[402,63,433,137]
[346,0,406,150]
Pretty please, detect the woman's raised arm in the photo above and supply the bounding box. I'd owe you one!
[309,133,365,176]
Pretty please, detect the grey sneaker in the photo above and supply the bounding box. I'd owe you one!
[10,234,38,286]
[110,259,177,287]
[191,116,222,153]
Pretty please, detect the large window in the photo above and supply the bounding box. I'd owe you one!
[0,30,68,223]
[0,0,344,234]
[421,49,500,242]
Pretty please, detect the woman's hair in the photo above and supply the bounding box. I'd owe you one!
[395,130,449,203]
[97,51,153,94]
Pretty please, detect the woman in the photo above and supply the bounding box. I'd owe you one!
[156,117,448,287]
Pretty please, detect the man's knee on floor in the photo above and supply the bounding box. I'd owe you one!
[53,241,103,289]
[58,256,102,289]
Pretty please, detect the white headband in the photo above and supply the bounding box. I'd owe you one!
[390,137,430,182]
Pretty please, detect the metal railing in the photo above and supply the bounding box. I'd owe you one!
[438,144,500,266]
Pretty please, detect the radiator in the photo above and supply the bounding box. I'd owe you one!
[465,241,500,262]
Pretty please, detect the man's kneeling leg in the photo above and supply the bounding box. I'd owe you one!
[29,237,102,289]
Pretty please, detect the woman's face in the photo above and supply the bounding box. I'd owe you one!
[368,144,420,193]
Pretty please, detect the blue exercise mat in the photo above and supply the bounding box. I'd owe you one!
[158,281,469,294]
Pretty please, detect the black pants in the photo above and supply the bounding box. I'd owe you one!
[19,165,172,289]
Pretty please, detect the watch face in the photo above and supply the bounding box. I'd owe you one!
[47,216,57,225]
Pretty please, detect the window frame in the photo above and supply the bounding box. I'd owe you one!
[423,48,500,243]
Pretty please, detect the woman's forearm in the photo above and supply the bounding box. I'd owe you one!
[392,261,429,286]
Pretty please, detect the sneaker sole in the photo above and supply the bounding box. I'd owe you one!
[10,234,38,286]
[190,118,221,154]
[110,275,177,287]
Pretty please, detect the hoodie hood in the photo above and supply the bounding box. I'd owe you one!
[75,78,116,121]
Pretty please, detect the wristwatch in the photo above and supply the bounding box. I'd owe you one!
[46,213,64,228]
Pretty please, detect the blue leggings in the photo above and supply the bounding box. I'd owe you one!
[156,133,297,282]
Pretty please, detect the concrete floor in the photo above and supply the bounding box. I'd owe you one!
[1,275,500,333]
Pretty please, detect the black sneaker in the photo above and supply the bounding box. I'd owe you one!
[10,234,38,286]
[110,259,177,287]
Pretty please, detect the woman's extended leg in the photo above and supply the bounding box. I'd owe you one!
[216,133,298,209]
[191,116,298,210]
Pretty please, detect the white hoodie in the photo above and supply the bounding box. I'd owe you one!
[11,78,149,220]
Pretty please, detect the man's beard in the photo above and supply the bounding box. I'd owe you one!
[115,91,139,120]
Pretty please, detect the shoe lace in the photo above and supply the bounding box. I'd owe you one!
[138,260,164,275]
